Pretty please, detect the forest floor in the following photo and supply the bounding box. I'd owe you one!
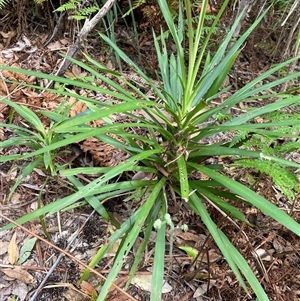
[0,3,300,301]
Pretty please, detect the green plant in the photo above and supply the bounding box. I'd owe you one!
[231,111,300,201]
[0,98,73,200]
[55,0,99,20]
[1,0,300,300]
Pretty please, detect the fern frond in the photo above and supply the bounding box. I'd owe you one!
[229,130,248,147]
[55,0,99,19]
[75,6,98,17]
[55,1,77,12]
[233,159,300,201]
[279,141,300,152]
[242,133,275,155]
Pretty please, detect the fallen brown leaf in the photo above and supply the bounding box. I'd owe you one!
[1,267,34,284]
[8,232,18,265]
[80,280,97,297]
[0,241,9,255]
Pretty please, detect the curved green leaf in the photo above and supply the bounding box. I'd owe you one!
[190,163,300,236]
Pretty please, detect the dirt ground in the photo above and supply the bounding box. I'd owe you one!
[1,2,300,301]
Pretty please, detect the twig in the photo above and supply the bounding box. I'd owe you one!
[43,12,67,47]
[0,212,138,301]
[28,210,94,301]
[56,0,117,76]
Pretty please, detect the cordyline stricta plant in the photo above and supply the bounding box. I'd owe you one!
[1,0,300,300]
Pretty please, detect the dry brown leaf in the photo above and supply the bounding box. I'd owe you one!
[0,240,10,255]
[0,127,4,141]
[0,81,9,95]
[176,231,206,244]
[63,288,90,301]
[47,40,63,50]
[80,280,97,297]
[196,3,218,13]
[71,64,82,77]
[205,249,222,263]
[131,274,172,293]
[60,38,71,45]
[8,232,19,264]
[0,30,16,47]
[0,31,11,38]
[1,267,34,284]
[106,60,114,70]
[90,119,106,127]
[12,280,29,301]
[10,193,22,204]
[21,89,40,98]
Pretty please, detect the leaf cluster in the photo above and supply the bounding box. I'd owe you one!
[234,158,300,201]
[233,111,300,201]
[55,0,99,20]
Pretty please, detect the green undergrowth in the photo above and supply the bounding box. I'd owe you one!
[232,111,300,201]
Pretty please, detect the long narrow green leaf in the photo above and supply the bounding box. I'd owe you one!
[54,101,152,131]
[66,54,151,100]
[0,97,45,135]
[192,0,230,80]
[81,202,156,282]
[222,56,300,109]
[218,230,270,301]
[190,184,247,222]
[47,150,160,216]
[203,51,240,101]
[151,212,166,301]
[1,150,161,230]
[192,8,267,106]
[189,146,300,168]
[177,155,189,201]
[8,158,40,201]
[190,163,300,236]
[0,123,162,163]
[126,200,161,289]
[189,193,269,300]
[100,33,164,100]
[224,95,300,126]
[188,193,247,291]
[192,118,300,142]
[0,136,38,148]
[156,0,185,80]
[184,0,208,105]
[0,65,144,102]
[97,178,166,301]
[60,165,156,176]
[0,123,39,135]
[65,175,110,221]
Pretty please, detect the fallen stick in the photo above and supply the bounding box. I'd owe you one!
[57,0,117,76]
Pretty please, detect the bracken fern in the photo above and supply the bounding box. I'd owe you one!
[55,0,99,20]
[232,110,300,201]
[233,158,300,202]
